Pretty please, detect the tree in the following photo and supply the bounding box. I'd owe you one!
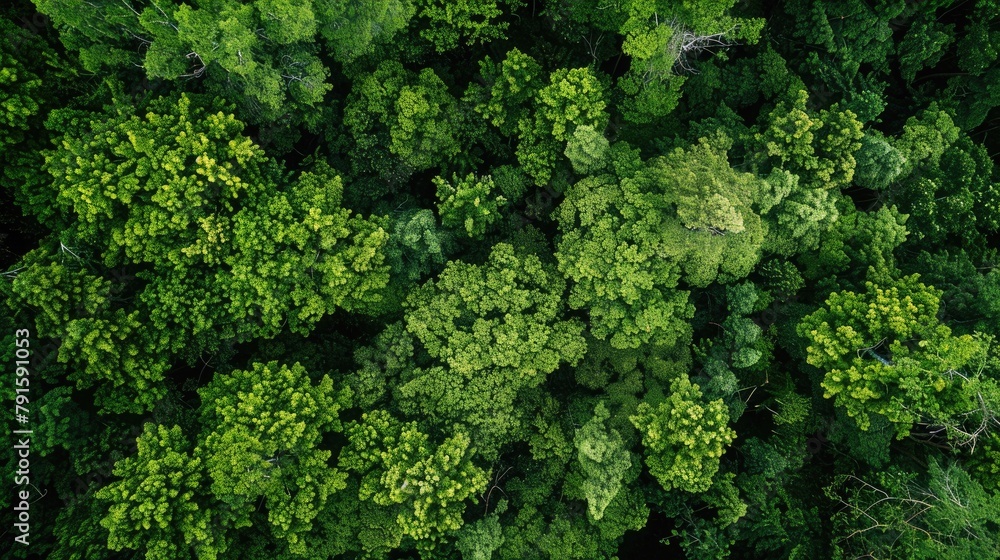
[434,172,507,238]
[0,18,42,151]
[58,309,172,413]
[316,0,416,63]
[96,424,224,560]
[0,13,75,229]
[630,374,736,493]
[379,208,453,312]
[947,2,1000,129]
[885,128,999,250]
[345,321,416,410]
[564,124,609,175]
[606,0,764,123]
[494,449,647,560]
[556,139,766,349]
[31,93,389,410]
[692,282,772,424]
[518,67,608,185]
[391,72,463,170]
[340,409,489,548]
[397,242,586,455]
[574,402,631,520]
[224,162,391,332]
[416,0,518,52]
[828,459,1000,559]
[655,473,747,560]
[32,0,143,71]
[344,60,461,174]
[895,104,960,177]
[197,361,349,554]
[798,274,999,443]
[37,0,332,127]
[854,130,906,191]
[778,0,901,86]
[50,493,118,560]
[799,204,909,283]
[897,15,954,83]
[456,513,505,560]
[754,90,863,192]
[474,48,542,137]
[7,249,110,340]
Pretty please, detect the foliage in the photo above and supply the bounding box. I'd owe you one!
[397,242,586,455]
[564,124,609,175]
[574,402,632,520]
[344,60,461,173]
[11,0,1000,556]
[340,409,488,547]
[416,0,518,52]
[556,139,765,348]
[828,459,1000,559]
[631,374,736,493]
[316,0,415,63]
[96,424,223,560]
[36,0,332,127]
[518,66,608,185]
[197,361,348,554]
[26,92,389,411]
[434,172,507,238]
[799,274,998,442]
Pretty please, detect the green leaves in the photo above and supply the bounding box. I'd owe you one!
[385,208,451,285]
[896,104,960,175]
[317,0,415,62]
[631,375,736,493]
[145,0,332,123]
[518,67,608,185]
[574,402,631,520]
[398,243,586,454]
[45,93,263,267]
[227,162,390,331]
[855,130,906,191]
[7,251,110,338]
[96,424,222,560]
[32,93,389,410]
[0,19,42,150]
[53,0,333,126]
[96,361,349,558]
[555,167,685,349]
[755,90,863,191]
[391,70,462,169]
[564,124,610,175]
[434,172,507,238]
[829,459,1000,560]
[612,0,763,123]
[416,0,516,52]
[341,410,488,546]
[799,275,996,440]
[898,16,954,83]
[16,1,1000,558]
[556,139,766,348]
[344,61,461,173]
[475,48,542,136]
[198,361,348,554]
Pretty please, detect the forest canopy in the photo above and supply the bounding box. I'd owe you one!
[3,0,1000,558]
